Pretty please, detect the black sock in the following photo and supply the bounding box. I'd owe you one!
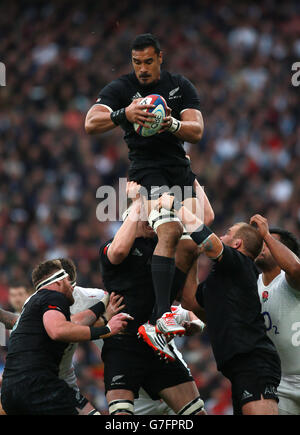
[170,268,187,303]
[150,268,187,323]
[151,255,175,319]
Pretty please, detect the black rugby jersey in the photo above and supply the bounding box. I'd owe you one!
[3,290,70,379]
[196,245,278,370]
[95,71,201,169]
[99,237,157,333]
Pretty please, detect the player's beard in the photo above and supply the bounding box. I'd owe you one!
[63,283,75,305]
[255,253,277,272]
[138,73,159,88]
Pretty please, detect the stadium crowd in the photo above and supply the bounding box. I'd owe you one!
[0,0,299,414]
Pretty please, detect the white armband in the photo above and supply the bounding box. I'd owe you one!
[168,117,181,133]
[191,319,205,330]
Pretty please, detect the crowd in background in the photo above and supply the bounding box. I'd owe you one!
[0,0,299,414]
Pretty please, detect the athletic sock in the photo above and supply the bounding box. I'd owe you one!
[170,267,187,303]
[151,255,175,319]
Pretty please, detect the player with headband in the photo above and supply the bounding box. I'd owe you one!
[0,259,132,415]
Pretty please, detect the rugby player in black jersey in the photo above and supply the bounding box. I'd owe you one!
[155,193,282,415]
[0,259,131,415]
[99,191,206,416]
[85,33,204,338]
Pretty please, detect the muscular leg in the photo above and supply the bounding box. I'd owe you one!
[106,389,135,415]
[148,196,200,318]
[159,381,206,415]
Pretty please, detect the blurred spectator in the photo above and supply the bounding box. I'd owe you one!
[0,0,299,414]
[8,282,34,314]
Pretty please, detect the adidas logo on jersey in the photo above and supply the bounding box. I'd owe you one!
[241,390,253,400]
[132,248,143,256]
[132,92,142,100]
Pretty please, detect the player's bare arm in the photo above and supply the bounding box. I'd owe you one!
[0,308,19,329]
[157,192,223,260]
[180,258,206,322]
[43,310,130,342]
[106,197,144,265]
[251,214,300,290]
[85,99,155,134]
[193,178,214,226]
[85,104,116,134]
[161,108,203,144]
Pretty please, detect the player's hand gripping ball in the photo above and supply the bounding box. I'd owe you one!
[134,94,167,137]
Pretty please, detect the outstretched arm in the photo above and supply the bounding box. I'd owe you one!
[106,197,143,265]
[180,258,206,322]
[44,310,132,342]
[250,214,300,290]
[193,178,214,226]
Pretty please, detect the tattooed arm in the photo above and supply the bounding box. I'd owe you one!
[0,308,19,329]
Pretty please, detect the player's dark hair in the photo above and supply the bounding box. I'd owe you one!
[9,281,33,294]
[9,281,28,290]
[269,227,300,257]
[32,259,62,288]
[58,258,77,283]
[131,33,161,54]
[234,223,263,259]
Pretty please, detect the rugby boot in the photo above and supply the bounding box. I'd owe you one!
[155,311,186,337]
[137,323,176,362]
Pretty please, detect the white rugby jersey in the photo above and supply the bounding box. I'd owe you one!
[59,286,106,389]
[258,270,300,375]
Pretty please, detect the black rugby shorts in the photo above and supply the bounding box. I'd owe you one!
[128,165,196,200]
[221,349,281,415]
[1,372,80,415]
[102,334,193,400]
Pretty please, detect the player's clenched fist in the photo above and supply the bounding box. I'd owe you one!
[107,312,133,335]
[250,214,270,239]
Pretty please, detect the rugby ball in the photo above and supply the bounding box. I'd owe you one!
[134,94,167,137]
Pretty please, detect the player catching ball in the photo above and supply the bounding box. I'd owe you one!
[85,33,204,338]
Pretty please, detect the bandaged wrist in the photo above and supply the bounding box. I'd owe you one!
[190,225,213,246]
[89,325,111,340]
[88,301,106,319]
[110,108,127,126]
[191,319,205,330]
[168,117,181,133]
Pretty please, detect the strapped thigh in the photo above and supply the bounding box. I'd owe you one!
[148,208,182,232]
[108,399,134,415]
[177,396,205,415]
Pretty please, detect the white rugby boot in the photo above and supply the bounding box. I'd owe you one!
[137,323,176,362]
[155,311,186,337]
